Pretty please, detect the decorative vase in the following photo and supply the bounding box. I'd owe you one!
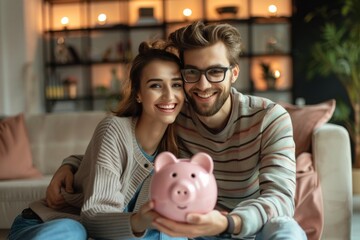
[109,68,121,95]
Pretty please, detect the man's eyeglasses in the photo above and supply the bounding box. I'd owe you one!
[180,66,233,83]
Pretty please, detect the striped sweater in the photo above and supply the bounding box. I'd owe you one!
[31,116,155,239]
[176,88,296,238]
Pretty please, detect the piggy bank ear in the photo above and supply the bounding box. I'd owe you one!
[190,152,213,173]
[154,151,178,172]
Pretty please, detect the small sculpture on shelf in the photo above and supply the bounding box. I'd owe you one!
[109,67,121,95]
[55,37,71,63]
[266,36,282,53]
[260,61,280,90]
[55,37,80,64]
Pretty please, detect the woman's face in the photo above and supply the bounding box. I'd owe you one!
[137,59,184,125]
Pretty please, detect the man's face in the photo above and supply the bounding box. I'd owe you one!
[182,42,239,117]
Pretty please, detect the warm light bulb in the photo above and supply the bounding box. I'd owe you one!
[273,69,281,79]
[268,4,278,16]
[61,16,69,26]
[183,8,192,17]
[97,13,107,25]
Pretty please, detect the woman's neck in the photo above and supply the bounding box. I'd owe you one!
[135,117,168,155]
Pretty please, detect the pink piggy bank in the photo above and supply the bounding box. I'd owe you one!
[150,151,217,222]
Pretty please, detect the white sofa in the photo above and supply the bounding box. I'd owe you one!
[0,111,106,230]
[0,112,353,239]
[312,123,353,239]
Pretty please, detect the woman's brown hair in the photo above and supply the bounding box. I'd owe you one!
[112,40,182,156]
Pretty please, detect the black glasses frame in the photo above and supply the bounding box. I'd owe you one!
[181,66,233,83]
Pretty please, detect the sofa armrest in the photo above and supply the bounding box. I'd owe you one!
[312,123,352,239]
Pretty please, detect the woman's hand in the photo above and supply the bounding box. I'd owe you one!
[46,164,75,209]
[130,201,161,235]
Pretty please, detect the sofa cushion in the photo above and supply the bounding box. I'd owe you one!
[25,111,106,175]
[0,114,42,180]
[295,152,323,240]
[279,99,336,157]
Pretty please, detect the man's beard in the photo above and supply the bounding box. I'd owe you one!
[186,88,230,117]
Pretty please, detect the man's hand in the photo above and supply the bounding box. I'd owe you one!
[152,210,231,238]
[46,164,75,209]
[131,201,161,235]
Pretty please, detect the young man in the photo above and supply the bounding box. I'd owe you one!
[46,21,306,239]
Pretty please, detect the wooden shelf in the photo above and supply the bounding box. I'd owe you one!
[43,0,294,112]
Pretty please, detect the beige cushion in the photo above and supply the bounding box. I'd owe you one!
[0,114,42,180]
[26,111,106,175]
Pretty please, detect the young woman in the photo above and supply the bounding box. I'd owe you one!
[8,40,185,240]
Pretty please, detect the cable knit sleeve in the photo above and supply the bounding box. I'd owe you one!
[75,116,146,239]
[62,155,83,170]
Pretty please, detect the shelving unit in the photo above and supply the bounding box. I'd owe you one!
[42,0,294,112]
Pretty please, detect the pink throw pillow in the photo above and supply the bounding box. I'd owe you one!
[295,152,324,240]
[280,99,336,157]
[0,114,42,179]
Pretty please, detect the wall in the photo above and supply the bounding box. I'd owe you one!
[0,0,43,116]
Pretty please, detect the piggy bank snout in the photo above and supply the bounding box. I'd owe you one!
[170,180,196,205]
